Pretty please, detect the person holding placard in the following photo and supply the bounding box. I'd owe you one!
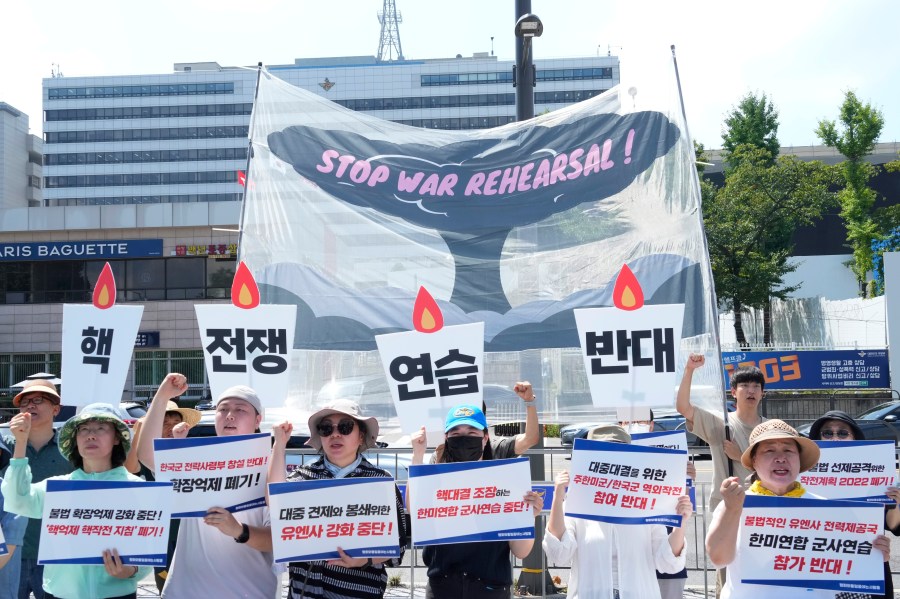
[706,419,892,599]
[2,378,73,599]
[543,425,693,598]
[1,403,151,599]
[268,398,409,599]
[136,374,279,599]
[808,410,900,599]
[411,404,543,599]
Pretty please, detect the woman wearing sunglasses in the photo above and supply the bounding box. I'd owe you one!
[268,399,409,599]
[808,410,900,599]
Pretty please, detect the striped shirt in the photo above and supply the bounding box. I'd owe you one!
[285,456,409,598]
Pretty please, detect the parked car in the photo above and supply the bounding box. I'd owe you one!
[798,401,900,444]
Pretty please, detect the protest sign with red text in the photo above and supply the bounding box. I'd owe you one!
[801,441,896,503]
[565,437,687,526]
[408,457,533,545]
[269,477,400,562]
[740,495,884,594]
[154,433,269,517]
[38,480,172,566]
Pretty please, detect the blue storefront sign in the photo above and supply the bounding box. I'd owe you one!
[0,239,163,261]
[722,349,890,390]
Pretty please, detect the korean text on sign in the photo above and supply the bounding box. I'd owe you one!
[39,480,172,566]
[739,495,885,594]
[154,433,270,517]
[565,437,687,527]
[408,457,533,546]
[269,477,400,563]
[800,440,896,503]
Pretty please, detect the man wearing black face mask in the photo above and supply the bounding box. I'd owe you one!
[411,405,542,598]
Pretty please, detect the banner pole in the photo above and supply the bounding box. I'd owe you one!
[670,45,732,476]
[236,62,264,259]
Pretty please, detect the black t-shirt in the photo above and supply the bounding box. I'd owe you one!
[424,540,512,585]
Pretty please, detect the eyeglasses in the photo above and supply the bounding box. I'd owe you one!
[316,419,356,437]
[18,394,56,408]
[820,429,852,440]
[76,423,115,437]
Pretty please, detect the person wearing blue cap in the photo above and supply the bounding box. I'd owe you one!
[411,404,543,599]
[1,403,151,598]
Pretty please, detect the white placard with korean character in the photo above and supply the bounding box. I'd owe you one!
[739,495,884,594]
[38,479,172,566]
[195,304,296,408]
[61,304,143,408]
[574,304,684,409]
[375,322,484,439]
[153,433,270,517]
[269,477,400,562]
[799,440,896,503]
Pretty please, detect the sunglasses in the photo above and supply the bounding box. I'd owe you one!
[820,429,852,440]
[316,419,356,437]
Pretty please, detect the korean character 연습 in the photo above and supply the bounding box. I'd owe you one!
[389,353,436,400]
[81,326,113,373]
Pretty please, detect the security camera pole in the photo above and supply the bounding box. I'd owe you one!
[513,1,542,121]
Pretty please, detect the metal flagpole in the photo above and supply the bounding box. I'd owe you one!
[669,45,733,476]
[235,61,264,258]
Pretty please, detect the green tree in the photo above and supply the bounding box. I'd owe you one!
[722,93,780,168]
[816,91,885,297]
[704,146,837,346]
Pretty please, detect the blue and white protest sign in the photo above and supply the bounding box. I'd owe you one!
[269,477,400,562]
[0,525,7,556]
[740,495,884,594]
[408,457,533,545]
[565,437,687,526]
[154,433,270,517]
[38,480,172,566]
[800,440,896,503]
[630,430,689,453]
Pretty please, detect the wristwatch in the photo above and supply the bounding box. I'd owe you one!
[234,523,250,544]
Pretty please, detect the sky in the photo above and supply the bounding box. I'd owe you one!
[2,0,899,151]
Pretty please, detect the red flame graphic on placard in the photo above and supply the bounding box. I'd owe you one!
[231,261,260,309]
[92,262,117,309]
[412,287,444,333]
[612,264,644,311]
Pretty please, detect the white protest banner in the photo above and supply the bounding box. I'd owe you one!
[630,430,688,453]
[154,433,269,517]
[565,437,686,526]
[800,440,896,503]
[38,480,172,566]
[269,477,400,562]
[408,457,533,545]
[574,265,683,409]
[376,288,483,440]
[740,495,884,594]
[196,262,296,409]
[61,263,142,408]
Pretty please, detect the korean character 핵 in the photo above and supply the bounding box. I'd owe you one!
[433,348,479,397]
[81,326,113,373]
[389,353,436,401]
[205,328,247,373]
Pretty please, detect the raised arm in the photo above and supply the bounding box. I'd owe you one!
[513,381,540,455]
[136,373,188,472]
[676,354,705,422]
[266,421,292,505]
[123,418,145,475]
[705,476,745,567]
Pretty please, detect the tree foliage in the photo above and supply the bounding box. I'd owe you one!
[816,91,885,296]
[721,93,780,168]
[703,146,838,346]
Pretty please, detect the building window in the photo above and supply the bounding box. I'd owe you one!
[45,103,253,122]
[47,82,235,100]
[44,125,249,144]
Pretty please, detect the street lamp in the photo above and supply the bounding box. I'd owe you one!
[513,11,543,121]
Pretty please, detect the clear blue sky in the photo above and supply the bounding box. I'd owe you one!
[2,0,899,151]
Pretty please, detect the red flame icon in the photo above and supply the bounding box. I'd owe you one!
[92,262,117,309]
[231,261,260,309]
[412,287,444,333]
[612,264,644,311]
